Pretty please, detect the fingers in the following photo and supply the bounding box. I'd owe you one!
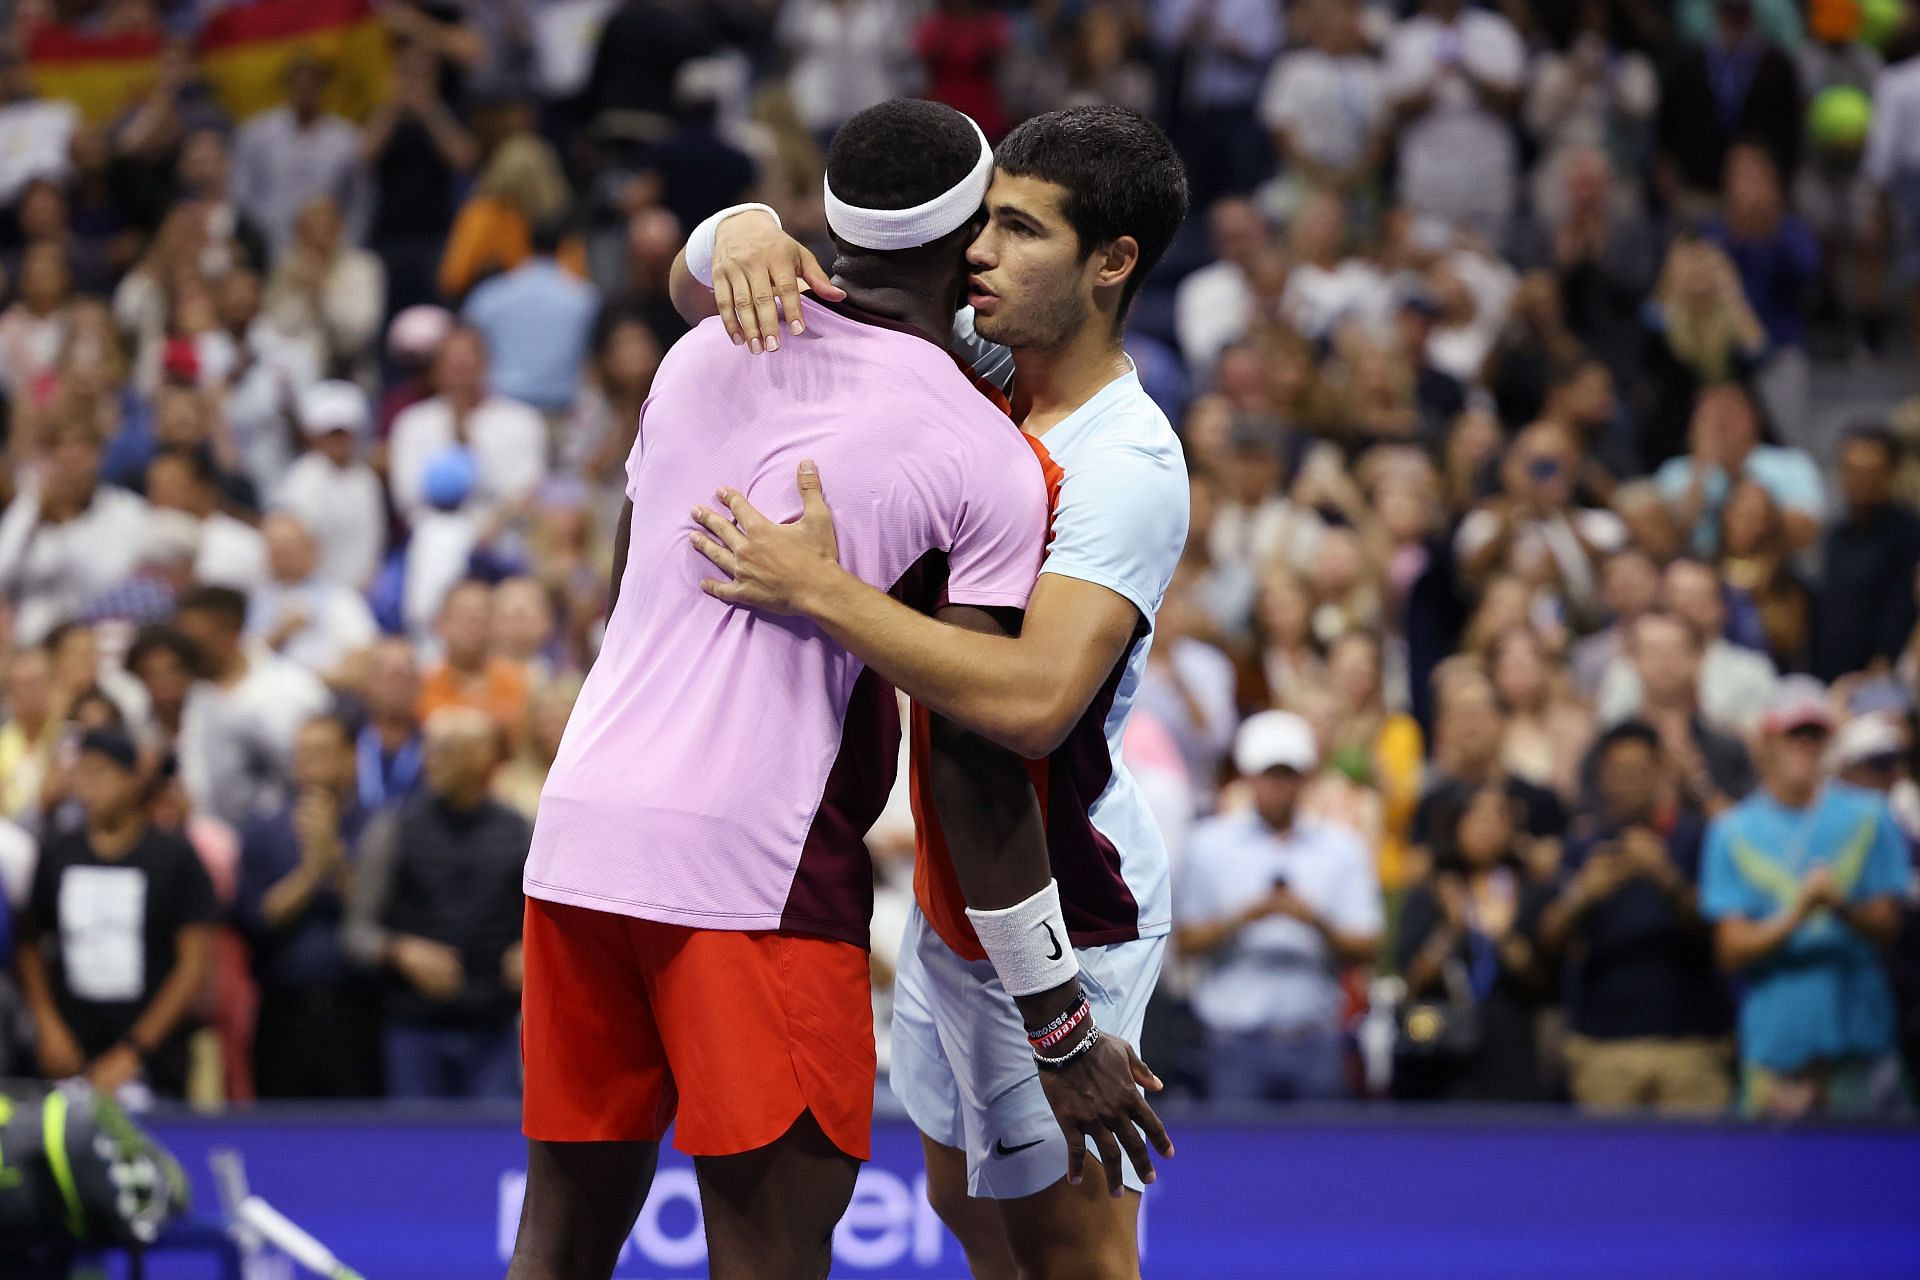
[775,264,805,337]
[700,578,750,604]
[688,530,738,577]
[1133,1093,1175,1158]
[713,266,744,346]
[1090,1125,1126,1198]
[717,487,770,531]
[1065,1131,1087,1189]
[750,278,783,353]
[800,248,847,302]
[691,505,747,553]
[1129,1043,1165,1094]
[1114,1116,1156,1187]
[723,265,768,353]
[796,459,827,516]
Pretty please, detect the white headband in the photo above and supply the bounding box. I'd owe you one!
[823,115,993,251]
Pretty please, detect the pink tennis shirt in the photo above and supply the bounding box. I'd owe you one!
[524,301,1048,946]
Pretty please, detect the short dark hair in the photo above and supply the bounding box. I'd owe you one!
[1595,718,1661,760]
[1842,423,1900,464]
[125,625,199,674]
[992,105,1190,318]
[827,99,986,217]
[152,443,219,488]
[177,584,249,632]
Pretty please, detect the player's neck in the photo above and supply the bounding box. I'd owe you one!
[828,266,957,350]
[1010,324,1129,438]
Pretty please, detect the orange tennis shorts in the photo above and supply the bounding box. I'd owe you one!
[520,897,875,1160]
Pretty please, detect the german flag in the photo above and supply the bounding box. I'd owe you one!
[23,25,164,124]
[197,0,390,123]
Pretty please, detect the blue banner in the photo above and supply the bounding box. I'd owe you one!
[135,1105,1920,1279]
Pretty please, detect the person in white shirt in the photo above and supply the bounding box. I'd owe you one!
[1280,190,1394,342]
[1258,0,1386,216]
[248,513,379,684]
[777,0,914,140]
[1174,711,1383,1101]
[1173,196,1273,375]
[145,447,268,593]
[0,414,149,646]
[1383,0,1527,242]
[273,381,387,592]
[1597,557,1778,736]
[174,585,331,830]
[387,326,548,525]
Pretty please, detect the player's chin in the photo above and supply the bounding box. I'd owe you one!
[971,309,1021,346]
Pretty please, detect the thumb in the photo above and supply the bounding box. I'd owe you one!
[801,249,846,301]
[797,459,828,516]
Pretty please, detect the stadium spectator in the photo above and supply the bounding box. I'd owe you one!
[1595,611,1758,814]
[1259,0,1386,218]
[493,676,581,820]
[1490,626,1593,803]
[261,196,387,381]
[915,0,1013,140]
[1176,712,1382,1102]
[230,56,372,260]
[1657,383,1823,559]
[361,40,478,317]
[145,445,268,592]
[1395,783,1554,1101]
[0,242,76,398]
[354,638,425,814]
[344,706,528,1101]
[777,0,914,144]
[0,410,150,646]
[1414,669,1568,886]
[491,576,560,685]
[273,381,387,592]
[1382,0,1527,242]
[436,133,580,303]
[1703,145,1820,440]
[14,727,216,1099]
[418,579,531,738]
[0,647,58,824]
[1173,197,1270,376]
[1658,0,1803,213]
[387,327,549,524]
[1601,558,1779,737]
[1571,548,1662,698]
[1717,480,1811,670]
[173,585,330,830]
[1151,0,1285,206]
[1702,680,1910,1118]
[1814,427,1920,682]
[461,219,600,416]
[234,712,381,1099]
[248,513,379,684]
[124,625,199,752]
[1638,239,1769,471]
[1541,721,1736,1113]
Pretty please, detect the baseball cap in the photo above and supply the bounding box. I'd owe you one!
[1233,710,1319,777]
[78,727,140,771]
[1830,712,1908,771]
[137,508,202,567]
[386,304,454,366]
[1763,676,1833,735]
[298,380,371,439]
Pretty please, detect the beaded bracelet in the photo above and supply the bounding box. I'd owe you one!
[1033,1026,1101,1073]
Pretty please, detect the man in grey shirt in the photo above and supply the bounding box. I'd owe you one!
[230,56,371,259]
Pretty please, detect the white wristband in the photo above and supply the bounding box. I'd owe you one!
[966,880,1080,998]
[685,202,781,288]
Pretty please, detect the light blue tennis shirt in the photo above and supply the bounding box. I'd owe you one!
[1700,783,1908,1071]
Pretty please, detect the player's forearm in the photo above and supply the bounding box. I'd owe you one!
[807,569,1071,758]
[669,249,720,327]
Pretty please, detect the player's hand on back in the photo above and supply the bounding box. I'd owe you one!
[692,461,842,615]
[1036,1028,1174,1197]
[712,210,846,353]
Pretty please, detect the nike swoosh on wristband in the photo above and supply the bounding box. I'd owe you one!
[993,1138,1047,1158]
[1042,923,1063,962]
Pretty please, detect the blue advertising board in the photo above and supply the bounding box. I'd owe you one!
[136,1104,1920,1279]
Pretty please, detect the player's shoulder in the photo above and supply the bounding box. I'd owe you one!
[1054,376,1183,478]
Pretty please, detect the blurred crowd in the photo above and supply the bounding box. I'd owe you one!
[0,0,1918,1124]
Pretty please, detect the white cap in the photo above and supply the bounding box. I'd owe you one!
[1830,713,1908,771]
[1234,710,1319,777]
[298,380,370,438]
[138,509,201,566]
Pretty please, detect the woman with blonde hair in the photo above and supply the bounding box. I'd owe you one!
[1489,625,1592,802]
[437,134,587,301]
[1640,235,1767,469]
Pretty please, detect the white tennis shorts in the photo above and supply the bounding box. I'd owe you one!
[889,904,1167,1200]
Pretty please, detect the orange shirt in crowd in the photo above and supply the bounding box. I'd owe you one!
[437,196,590,300]
[417,656,531,735]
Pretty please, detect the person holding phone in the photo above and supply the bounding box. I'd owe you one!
[1175,712,1384,1102]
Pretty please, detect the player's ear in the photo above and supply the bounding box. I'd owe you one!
[1091,235,1139,292]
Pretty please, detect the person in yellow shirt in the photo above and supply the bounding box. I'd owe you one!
[0,647,62,822]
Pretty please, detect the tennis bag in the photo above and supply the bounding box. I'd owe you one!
[0,1080,188,1246]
